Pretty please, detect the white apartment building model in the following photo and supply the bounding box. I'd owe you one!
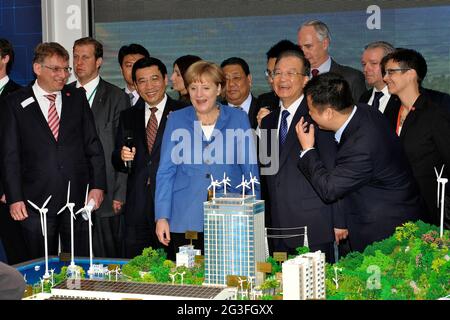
[203,174,266,287]
[176,245,202,268]
[282,250,326,300]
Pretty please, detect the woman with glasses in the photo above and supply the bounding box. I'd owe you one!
[382,48,450,229]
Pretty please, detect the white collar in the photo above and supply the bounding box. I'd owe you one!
[33,80,61,97]
[280,94,304,112]
[335,106,357,143]
[228,93,252,113]
[77,75,100,95]
[0,75,10,88]
[145,94,168,112]
[313,56,332,75]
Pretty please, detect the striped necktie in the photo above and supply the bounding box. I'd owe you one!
[45,94,60,141]
[279,110,290,152]
[146,107,158,154]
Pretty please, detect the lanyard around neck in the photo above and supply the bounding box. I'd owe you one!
[87,85,99,104]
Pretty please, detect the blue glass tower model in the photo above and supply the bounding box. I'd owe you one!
[203,194,265,286]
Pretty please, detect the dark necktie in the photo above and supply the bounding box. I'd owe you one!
[45,94,59,141]
[146,107,158,154]
[372,91,384,111]
[129,92,135,106]
[311,69,319,78]
[279,110,290,152]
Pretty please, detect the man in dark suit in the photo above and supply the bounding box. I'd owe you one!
[0,38,28,264]
[260,50,342,263]
[297,20,366,103]
[72,37,130,258]
[118,44,150,107]
[220,57,260,129]
[0,42,106,259]
[296,73,422,253]
[112,57,185,258]
[359,41,401,130]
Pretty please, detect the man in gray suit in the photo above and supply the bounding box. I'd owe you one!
[297,20,366,102]
[72,37,130,258]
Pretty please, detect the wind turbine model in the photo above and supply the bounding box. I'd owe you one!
[236,175,250,198]
[434,165,448,238]
[208,175,221,199]
[249,172,260,196]
[57,181,78,270]
[75,184,96,276]
[221,172,231,195]
[27,195,52,280]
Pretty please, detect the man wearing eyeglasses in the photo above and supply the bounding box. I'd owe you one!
[0,42,106,260]
[259,49,342,263]
[221,57,260,129]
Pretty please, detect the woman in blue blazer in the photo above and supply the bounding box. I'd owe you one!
[155,61,260,258]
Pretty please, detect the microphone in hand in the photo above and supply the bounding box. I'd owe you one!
[124,132,134,173]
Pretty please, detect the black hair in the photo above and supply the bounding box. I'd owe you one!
[0,38,15,75]
[118,43,150,66]
[304,72,354,112]
[266,39,299,61]
[132,57,167,82]
[381,48,427,86]
[275,49,311,76]
[220,57,250,76]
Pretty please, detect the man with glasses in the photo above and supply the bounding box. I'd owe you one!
[256,40,299,128]
[359,41,401,120]
[259,49,341,263]
[221,57,260,129]
[0,42,106,259]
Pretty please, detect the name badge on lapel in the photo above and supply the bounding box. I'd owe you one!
[21,97,35,108]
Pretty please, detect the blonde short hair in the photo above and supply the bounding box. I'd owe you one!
[184,61,225,88]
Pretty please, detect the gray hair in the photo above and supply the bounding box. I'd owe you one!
[300,20,331,42]
[364,41,395,56]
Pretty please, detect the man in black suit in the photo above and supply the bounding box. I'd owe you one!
[118,44,150,107]
[112,57,185,258]
[221,57,260,129]
[260,50,342,263]
[0,38,28,264]
[72,37,130,258]
[296,73,422,252]
[0,42,106,259]
[297,20,366,103]
[359,41,401,129]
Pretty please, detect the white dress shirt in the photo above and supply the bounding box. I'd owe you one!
[228,93,252,114]
[76,75,100,107]
[310,56,332,77]
[32,81,62,121]
[277,95,304,138]
[367,86,391,114]
[0,75,9,95]
[145,94,167,128]
[125,87,140,106]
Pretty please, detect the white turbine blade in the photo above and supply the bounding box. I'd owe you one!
[68,181,71,203]
[57,205,68,215]
[75,207,84,215]
[27,200,40,211]
[84,184,89,205]
[42,195,52,209]
[435,167,439,179]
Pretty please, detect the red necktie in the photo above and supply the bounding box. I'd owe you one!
[45,94,60,141]
[146,107,158,154]
[311,69,319,77]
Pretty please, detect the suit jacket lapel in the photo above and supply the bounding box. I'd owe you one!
[24,87,57,142]
[399,95,425,140]
[279,99,308,169]
[149,96,177,158]
[91,79,106,120]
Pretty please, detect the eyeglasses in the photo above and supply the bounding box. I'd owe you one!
[271,70,306,79]
[264,69,273,78]
[384,68,411,76]
[41,64,72,74]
